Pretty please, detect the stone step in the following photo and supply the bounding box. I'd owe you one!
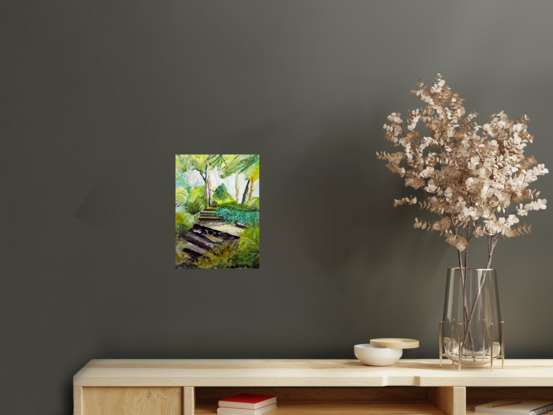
[185,232,219,251]
[192,223,241,240]
[191,229,225,244]
[199,217,225,222]
[198,223,243,239]
[182,240,207,258]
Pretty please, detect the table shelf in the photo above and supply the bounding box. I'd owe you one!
[196,401,445,415]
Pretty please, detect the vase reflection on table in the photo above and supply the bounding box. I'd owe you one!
[439,268,504,370]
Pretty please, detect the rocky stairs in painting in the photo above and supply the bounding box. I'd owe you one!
[198,207,225,223]
[181,208,243,261]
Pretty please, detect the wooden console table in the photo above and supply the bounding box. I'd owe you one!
[73,359,553,415]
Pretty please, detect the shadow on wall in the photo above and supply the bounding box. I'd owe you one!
[274,107,452,345]
[284,108,450,276]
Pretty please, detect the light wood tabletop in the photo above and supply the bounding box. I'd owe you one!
[73,359,553,387]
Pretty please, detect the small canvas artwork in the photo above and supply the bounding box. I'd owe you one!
[175,155,260,269]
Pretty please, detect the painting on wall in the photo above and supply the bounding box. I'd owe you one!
[175,155,260,269]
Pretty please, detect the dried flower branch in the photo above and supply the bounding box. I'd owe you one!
[378,74,548,269]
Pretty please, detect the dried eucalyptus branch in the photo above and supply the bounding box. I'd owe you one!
[378,74,548,268]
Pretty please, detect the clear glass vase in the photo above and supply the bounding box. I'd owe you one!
[441,268,503,366]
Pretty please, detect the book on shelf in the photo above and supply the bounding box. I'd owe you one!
[218,394,277,410]
[217,394,277,415]
[216,403,277,415]
[475,400,553,415]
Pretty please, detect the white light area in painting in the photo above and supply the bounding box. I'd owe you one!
[190,169,259,200]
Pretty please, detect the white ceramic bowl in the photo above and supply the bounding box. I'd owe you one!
[354,344,403,366]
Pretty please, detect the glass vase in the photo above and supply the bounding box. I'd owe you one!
[441,268,503,366]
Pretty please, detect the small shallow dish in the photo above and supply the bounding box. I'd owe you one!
[354,344,402,366]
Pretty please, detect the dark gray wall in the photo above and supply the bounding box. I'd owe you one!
[2,1,553,413]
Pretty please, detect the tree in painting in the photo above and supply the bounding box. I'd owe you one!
[175,155,260,269]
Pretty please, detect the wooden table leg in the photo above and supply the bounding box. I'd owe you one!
[74,387,83,415]
[184,387,195,415]
[427,386,466,415]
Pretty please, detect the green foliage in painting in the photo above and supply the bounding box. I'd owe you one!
[175,212,197,237]
[246,197,259,209]
[176,154,208,176]
[189,186,205,203]
[185,199,204,215]
[212,183,235,204]
[175,188,189,206]
[194,243,238,269]
[194,227,259,269]
[239,226,259,251]
[175,213,187,237]
[219,155,259,178]
[182,185,205,214]
[206,154,226,169]
[233,226,260,268]
[218,200,259,212]
[175,234,185,263]
[176,172,191,190]
[217,203,259,228]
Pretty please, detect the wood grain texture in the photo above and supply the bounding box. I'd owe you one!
[82,387,182,415]
[370,339,419,349]
[73,387,83,415]
[466,387,553,403]
[73,359,553,387]
[184,386,195,415]
[196,402,443,414]
[196,387,426,403]
[427,387,466,415]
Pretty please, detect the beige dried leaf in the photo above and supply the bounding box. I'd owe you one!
[378,74,548,255]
